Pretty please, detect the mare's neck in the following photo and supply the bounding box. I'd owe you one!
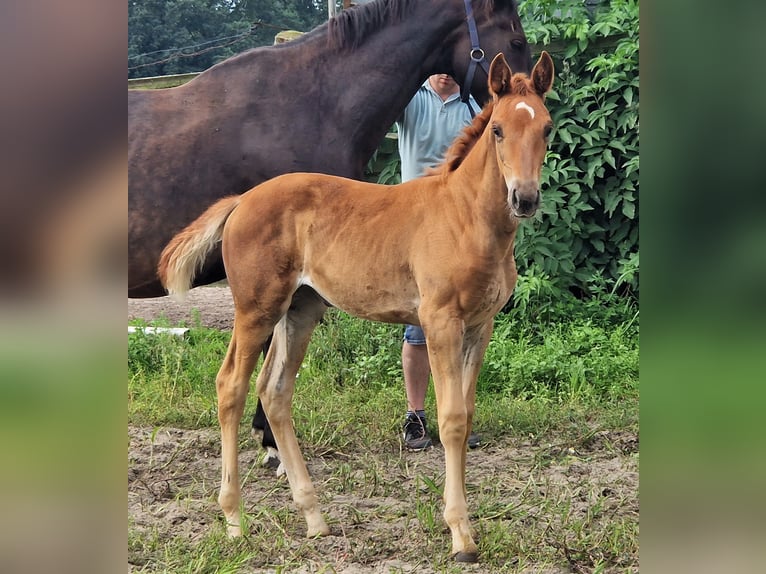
[299,1,469,174]
[195,1,470,178]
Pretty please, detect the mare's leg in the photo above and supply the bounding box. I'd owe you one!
[216,316,274,537]
[257,287,329,537]
[252,397,281,471]
[423,312,490,561]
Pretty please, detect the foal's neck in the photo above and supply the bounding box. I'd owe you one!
[451,127,520,237]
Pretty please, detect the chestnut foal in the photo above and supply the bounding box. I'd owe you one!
[159,52,553,562]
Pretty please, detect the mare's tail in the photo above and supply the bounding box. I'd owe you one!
[158,195,242,299]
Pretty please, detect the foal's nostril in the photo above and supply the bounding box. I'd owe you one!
[511,189,520,209]
[514,190,540,215]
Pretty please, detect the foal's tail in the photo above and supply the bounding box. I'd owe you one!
[158,195,242,299]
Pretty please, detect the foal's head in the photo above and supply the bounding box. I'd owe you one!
[488,51,554,218]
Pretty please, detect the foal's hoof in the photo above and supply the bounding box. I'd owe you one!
[453,551,479,563]
[306,524,331,538]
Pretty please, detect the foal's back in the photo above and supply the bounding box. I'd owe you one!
[222,172,447,324]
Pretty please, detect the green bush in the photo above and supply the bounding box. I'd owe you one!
[516,0,639,297]
[367,0,639,299]
[480,274,639,400]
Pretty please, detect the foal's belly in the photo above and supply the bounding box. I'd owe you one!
[298,272,421,325]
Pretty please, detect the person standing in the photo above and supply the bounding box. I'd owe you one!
[396,74,481,451]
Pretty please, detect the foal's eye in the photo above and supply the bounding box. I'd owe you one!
[492,124,503,139]
[543,124,553,140]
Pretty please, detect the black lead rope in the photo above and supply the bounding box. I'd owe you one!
[461,0,491,118]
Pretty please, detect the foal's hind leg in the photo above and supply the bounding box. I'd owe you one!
[216,318,273,537]
[257,287,329,537]
[250,336,282,474]
[252,397,282,473]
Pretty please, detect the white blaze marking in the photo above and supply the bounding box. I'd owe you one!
[515,101,535,119]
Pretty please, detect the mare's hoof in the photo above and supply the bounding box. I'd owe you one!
[262,447,285,476]
[453,551,478,563]
[261,447,281,469]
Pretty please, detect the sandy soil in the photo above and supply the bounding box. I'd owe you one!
[129,284,235,331]
[128,423,638,573]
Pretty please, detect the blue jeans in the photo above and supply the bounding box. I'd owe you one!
[403,324,426,345]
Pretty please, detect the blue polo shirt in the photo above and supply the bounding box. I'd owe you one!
[396,81,478,182]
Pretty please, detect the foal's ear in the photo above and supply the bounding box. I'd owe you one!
[531,51,554,97]
[488,53,513,100]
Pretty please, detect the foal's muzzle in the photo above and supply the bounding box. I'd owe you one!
[509,181,541,218]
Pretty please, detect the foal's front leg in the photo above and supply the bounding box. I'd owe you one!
[424,315,479,561]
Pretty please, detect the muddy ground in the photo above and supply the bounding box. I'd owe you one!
[128,287,639,573]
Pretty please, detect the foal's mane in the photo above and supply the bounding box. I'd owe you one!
[328,0,517,51]
[431,102,495,176]
[431,71,537,176]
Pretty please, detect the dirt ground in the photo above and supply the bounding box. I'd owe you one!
[128,284,236,331]
[128,287,639,572]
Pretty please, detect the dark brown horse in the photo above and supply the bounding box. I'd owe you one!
[128,0,531,298]
[158,52,554,561]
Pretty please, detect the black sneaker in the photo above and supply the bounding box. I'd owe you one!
[403,413,432,451]
[467,432,481,449]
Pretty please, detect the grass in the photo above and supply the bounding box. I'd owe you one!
[129,294,638,572]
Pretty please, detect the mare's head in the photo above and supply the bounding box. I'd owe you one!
[487,51,554,218]
[446,0,531,105]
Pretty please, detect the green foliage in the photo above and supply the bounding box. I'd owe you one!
[480,269,639,400]
[366,0,639,298]
[364,134,401,185]
[516,0,639,296]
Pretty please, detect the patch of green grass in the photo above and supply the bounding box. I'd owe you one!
[130,297,637,435]
[128,523,260,573]
[480,296,638,400]
[129,324,233,427]
[129,295,638,571]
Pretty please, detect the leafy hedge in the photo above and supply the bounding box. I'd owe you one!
[366,0,639,299]
[516,0,639,298]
